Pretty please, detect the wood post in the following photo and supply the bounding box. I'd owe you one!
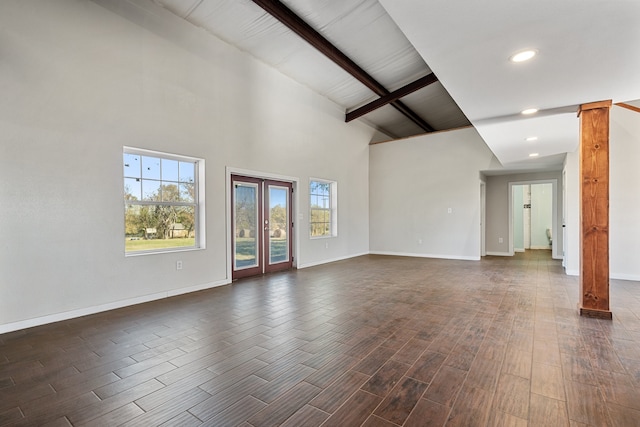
[578,100,612,319]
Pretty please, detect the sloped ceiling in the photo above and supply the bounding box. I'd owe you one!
[148,0,471,139]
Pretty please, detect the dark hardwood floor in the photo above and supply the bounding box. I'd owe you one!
[1,251,640,426]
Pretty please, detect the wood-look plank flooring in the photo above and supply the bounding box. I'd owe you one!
[1,251,640,426]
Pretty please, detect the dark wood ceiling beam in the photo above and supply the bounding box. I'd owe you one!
[250,0,435,132]
[391,100,435,131]
[346,73,438,122]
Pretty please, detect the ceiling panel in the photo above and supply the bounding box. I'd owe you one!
[363,104,426,139]
[401,82,470,131]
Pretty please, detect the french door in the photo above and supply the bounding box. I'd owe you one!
[231,175,293,280]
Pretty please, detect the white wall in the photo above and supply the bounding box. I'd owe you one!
[610,106,640,280]
[0,0,374,332]
[564,105,640,280]
[563,150,580,275]
[369,127,499,260]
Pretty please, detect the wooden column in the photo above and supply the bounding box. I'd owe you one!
[578,100,612,319]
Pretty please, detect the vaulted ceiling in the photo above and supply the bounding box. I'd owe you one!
[149,0,471,140]
[102,0,640,172]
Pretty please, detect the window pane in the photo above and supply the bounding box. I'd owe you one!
[179,161,195,183]
[161,183,180,202]
[234,184,258,269]
[125,204,196,252]
[123,153,141,178]
[142,156,161,180]
[124,178,141,201]
[162,159,179,182]
[142,179,161,201]
[124,204,140,237]
[180,182,195,203]
[320,195,329,209]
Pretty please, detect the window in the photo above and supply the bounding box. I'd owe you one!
[310,179,337,238]
[123,148,204,254]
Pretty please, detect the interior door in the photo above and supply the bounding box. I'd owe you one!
[232,175,293,280]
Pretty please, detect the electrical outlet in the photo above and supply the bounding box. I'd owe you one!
[498,237,504,244]
[418,238,422,245]
[176,260,183,270]
[447,207,452,213]
[325,242,329,249]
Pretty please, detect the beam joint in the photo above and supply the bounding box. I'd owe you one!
[251,0,434,132]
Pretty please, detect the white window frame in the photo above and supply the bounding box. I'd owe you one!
[123,147,205,256]
[309,178,337,238]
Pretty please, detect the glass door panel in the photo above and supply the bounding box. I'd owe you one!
[232,176,263,279]
[264,180,293,274]
[268,185,289,264]
[234,183,258,269]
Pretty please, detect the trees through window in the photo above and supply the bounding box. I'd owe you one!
[123,148,202,253]
[310,179,337,238]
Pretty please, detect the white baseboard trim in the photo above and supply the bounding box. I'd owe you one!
[530,245,552,250]
[369,251,480,261]
[167,279,230,297]
[611,273,640,282]
[297,252,369,269]
[514,248,525,253]
[563,270,640,281]
[485,251,512,257]
[0,279,230,334]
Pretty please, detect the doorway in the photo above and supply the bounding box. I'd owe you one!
[231,175,293,280]
[511,182,554,254]
[480,181,486,256]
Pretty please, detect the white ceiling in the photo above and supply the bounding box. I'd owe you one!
[101,0,640,172]
[378,0,640,170]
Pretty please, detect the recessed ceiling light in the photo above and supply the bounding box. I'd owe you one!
[529,153,539,157]
[525,136,538,142]
[521,108,538,115]
[510,49,537,63]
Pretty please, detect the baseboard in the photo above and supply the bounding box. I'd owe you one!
[610,273,640,282]
[0,279,230,335]
[485,251,512,257]
[530,245,552,250]
[514,248,525,253]
[368,251,480,261]
[563,270,640,281]
[167,279,230,297]
[297,252,369,269]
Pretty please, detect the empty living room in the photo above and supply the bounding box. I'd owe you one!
[1,0,640,426]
